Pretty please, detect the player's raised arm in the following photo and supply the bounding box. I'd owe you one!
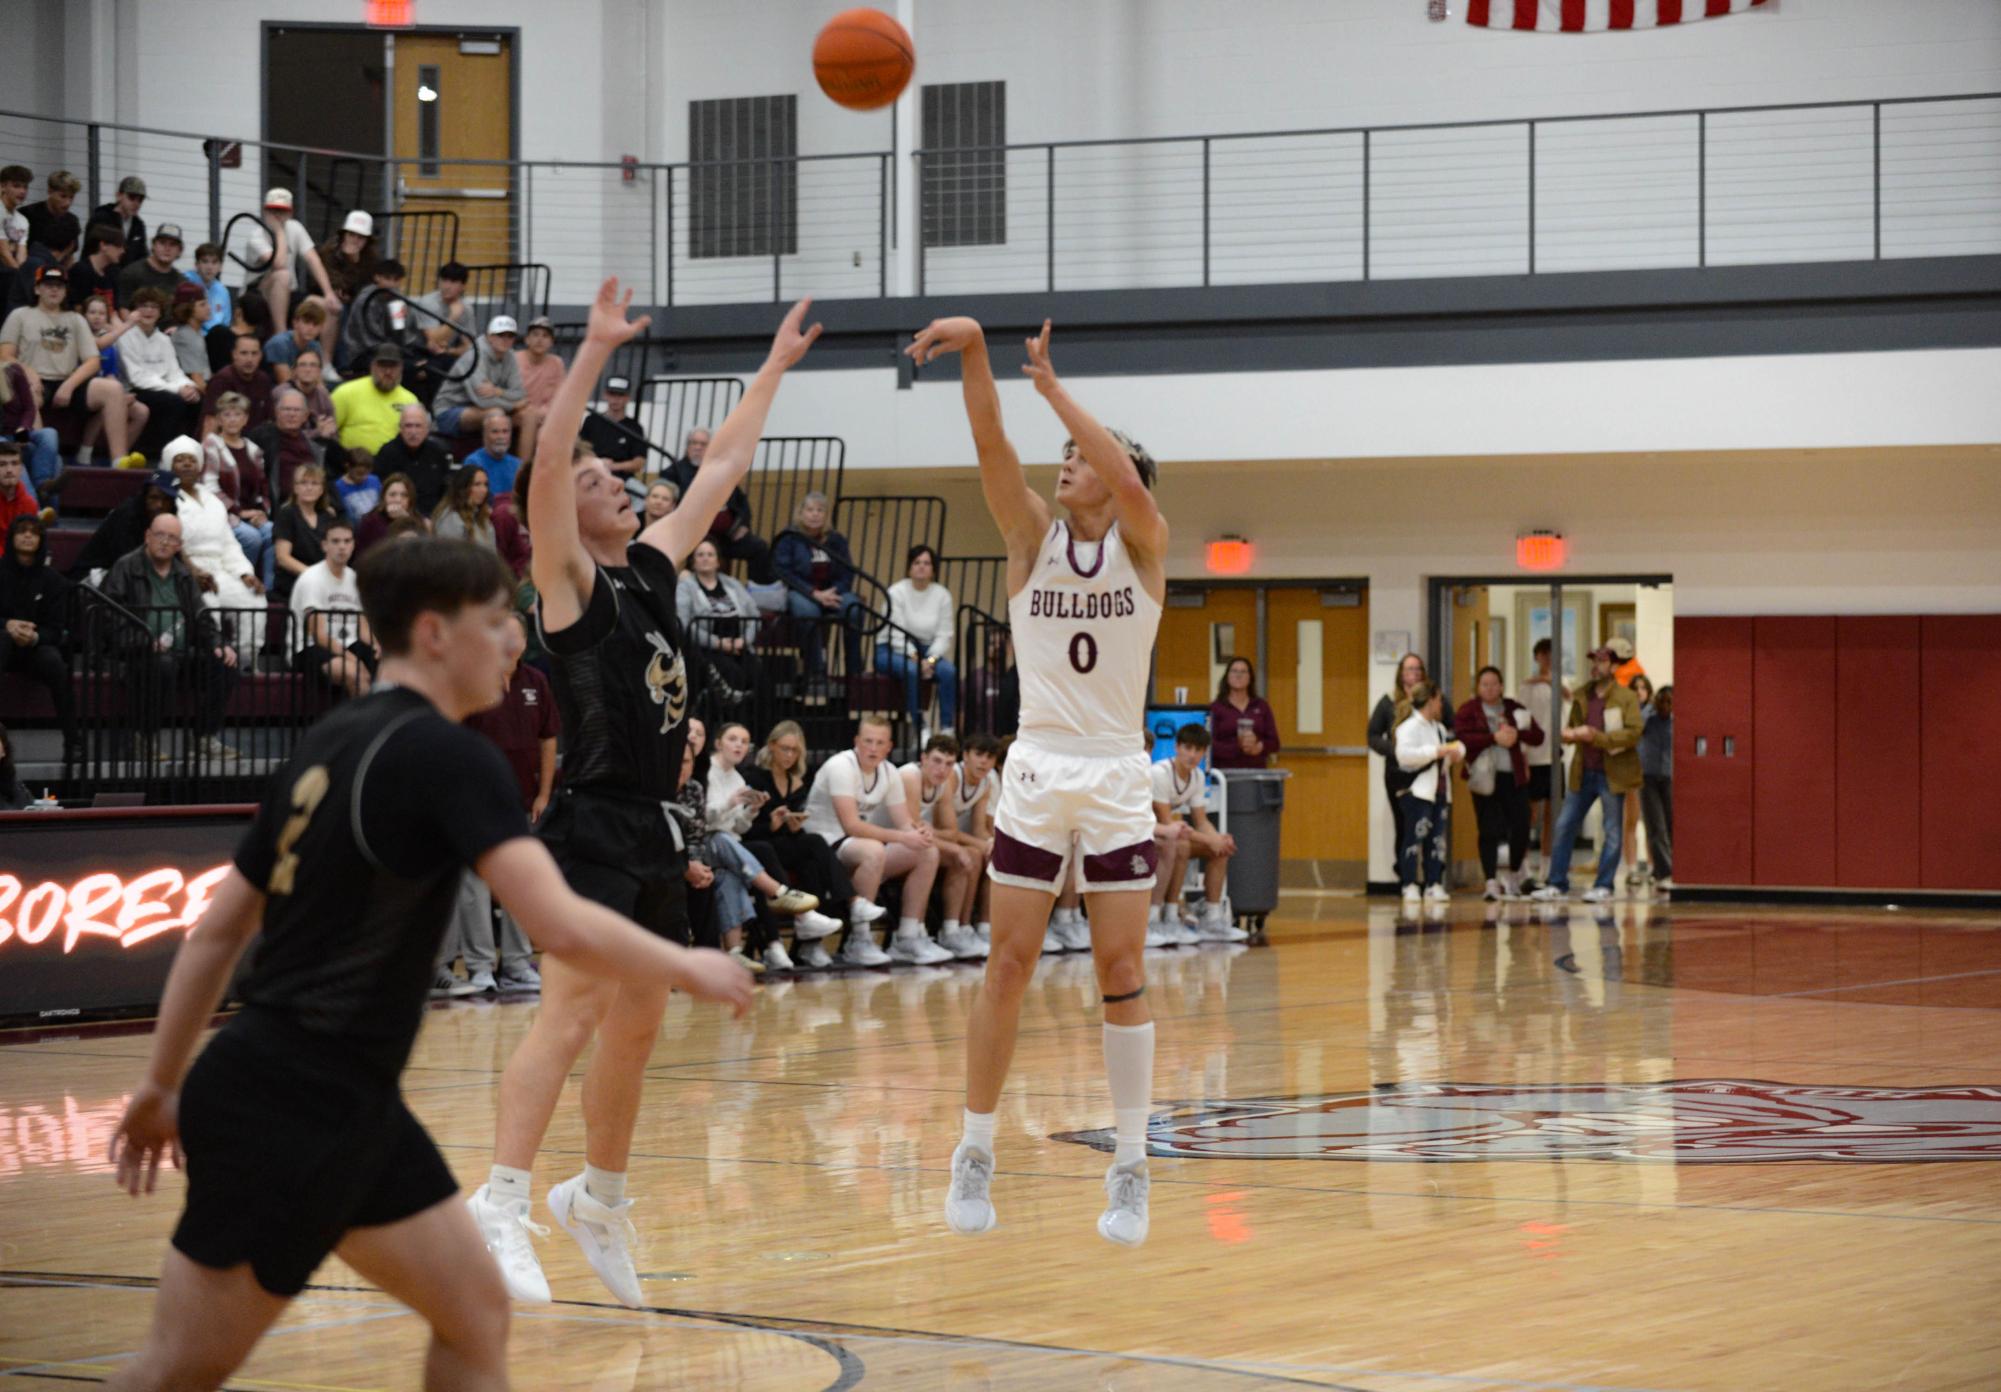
[641,298,822,564]
[1020,320,1167,561]
[907,317,1050,556]
[531,277,652,629]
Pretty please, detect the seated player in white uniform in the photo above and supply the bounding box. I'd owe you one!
[899,733,988,960]
[1149,724,1246,946]
[803,713,944,966]
[948,732,1001,951]
[906,315,1167,1247]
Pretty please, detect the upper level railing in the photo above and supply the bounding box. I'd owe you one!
[3,91,1993,311]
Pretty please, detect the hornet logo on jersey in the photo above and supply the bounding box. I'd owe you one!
[643,632,688,732]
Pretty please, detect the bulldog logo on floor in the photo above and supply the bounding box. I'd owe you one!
[1054,1081,2001,1163]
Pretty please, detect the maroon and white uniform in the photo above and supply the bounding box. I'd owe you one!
[990,519,1163,894]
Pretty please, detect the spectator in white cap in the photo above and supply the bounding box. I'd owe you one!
[244,188,334,331]
[318,209,378,305]
[581,371,651,487]
[430,312,538,461]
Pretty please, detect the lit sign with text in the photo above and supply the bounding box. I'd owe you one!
[0,809,252,1024]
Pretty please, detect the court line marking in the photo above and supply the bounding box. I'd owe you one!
[422,1140,2001,1229]
[1769,966,2001,998]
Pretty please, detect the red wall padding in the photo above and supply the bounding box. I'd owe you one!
[1835,617,1923,888]
[1920,615,2001,890]
[1675,617,1756,885]
[1753,617,1838,887]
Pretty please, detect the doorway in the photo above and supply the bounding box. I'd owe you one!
[262,26,516,274]
[1157,582,1372,885]
[1426,576,1673,892]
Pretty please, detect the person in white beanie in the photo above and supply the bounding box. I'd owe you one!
[163,435,266,654]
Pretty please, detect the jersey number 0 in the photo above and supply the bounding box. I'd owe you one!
[1068,632,1098,674]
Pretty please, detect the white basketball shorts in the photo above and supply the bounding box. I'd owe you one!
[989,740,1158,894]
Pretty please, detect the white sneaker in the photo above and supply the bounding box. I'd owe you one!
[795,942,834,970]
[848,900,889,926]
[467,970,499,995]
[1483,879,1503,902]
[1042,925,1063,954]
[431,970,477,999]
[1163,917,1202,947]
[974,922,992,947]
[1581,885,1613,904]
[944,1142,997,1235]
[1529,885,1569,902]
[840,931,891,967]
[763,940,795,972]
[938,924,986,959]
[548,1175,644,1309]
[1097,1160,1150,1247]
[1055,915,1093,951]
[1401,885,1422,907]
[890,931,954,965]
[498,963,542,992]
[794,908,843,938]
[1195,914,1249,944]
[467,1185,552,1303]
[1144,920,1175,949]
[726,945,765,975]
[1424,884,1450,904]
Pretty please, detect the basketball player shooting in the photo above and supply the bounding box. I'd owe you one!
[904,316,1167,1246]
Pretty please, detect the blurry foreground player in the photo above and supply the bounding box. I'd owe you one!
[905,316,1167,1246]
[104,538,752,1392]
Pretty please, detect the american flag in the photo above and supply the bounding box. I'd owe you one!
[1466,0,1770,31]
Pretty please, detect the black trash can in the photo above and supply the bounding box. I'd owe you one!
[1217,768,1290,930]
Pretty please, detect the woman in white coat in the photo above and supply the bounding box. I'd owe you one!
[1393,679,1464,906]
[164,436,266,654]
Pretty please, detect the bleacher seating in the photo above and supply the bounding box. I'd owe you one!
[1,175,1012,807]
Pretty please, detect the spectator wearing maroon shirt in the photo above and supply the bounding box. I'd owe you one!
[435,611,551,995]
[200,334,275,437]
[1207,656,1281,769]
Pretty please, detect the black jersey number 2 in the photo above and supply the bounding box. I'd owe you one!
[268,765,332,896]
[1068,632,1098,674]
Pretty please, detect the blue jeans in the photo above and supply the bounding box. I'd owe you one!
[24,427,60,495]
[232,517,276,589]
[786,589,863,675]
[876,646,957,731]
[1546,767,1625,892]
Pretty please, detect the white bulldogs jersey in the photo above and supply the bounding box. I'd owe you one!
[1009,520,1161,756]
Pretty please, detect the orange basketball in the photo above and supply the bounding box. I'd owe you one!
[813,8,915,111]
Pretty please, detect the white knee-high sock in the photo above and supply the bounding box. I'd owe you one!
[1102,1021,1155,1167]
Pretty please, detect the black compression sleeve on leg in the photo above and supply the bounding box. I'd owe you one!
[1102,985,1146,1005]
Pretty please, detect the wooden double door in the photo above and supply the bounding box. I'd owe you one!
[1154,585,1371,881]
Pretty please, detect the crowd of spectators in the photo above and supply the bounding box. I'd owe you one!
[1365,634,1672,910]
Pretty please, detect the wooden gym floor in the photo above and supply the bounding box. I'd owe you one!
[3,895,1999,1390]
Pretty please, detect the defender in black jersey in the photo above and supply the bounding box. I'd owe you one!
[105,539,752,1392]
[471,281,823,1308]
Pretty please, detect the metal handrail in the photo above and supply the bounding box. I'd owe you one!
[905,89,2001,155]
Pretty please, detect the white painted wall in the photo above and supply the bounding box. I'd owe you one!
[5,0,1996,301]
